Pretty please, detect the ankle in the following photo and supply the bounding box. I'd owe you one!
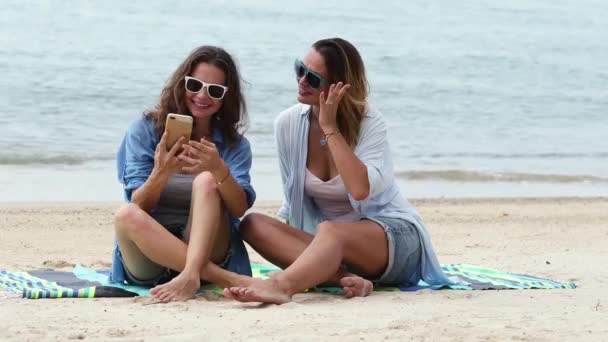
[271,273,297,296]
[181,267,201,280]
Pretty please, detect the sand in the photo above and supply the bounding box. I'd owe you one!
[1,197,607,341]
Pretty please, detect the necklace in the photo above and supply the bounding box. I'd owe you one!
[320,136,328,146]
[307,107,331,146]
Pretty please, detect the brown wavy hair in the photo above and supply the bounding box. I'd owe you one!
[145,46,247,146]
[312,38,369,146]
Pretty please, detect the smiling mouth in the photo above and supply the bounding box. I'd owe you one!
[193,101,211,108]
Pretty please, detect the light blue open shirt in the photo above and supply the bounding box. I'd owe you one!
[275,104,461,286]
[109,115,256,283]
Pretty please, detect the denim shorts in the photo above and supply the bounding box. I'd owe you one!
[367,216,422,286]
[120,227,252,287]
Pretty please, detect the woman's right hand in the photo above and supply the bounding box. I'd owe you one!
[153,132,187,177]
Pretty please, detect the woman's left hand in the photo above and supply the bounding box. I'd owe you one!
[179,138,227,178]
[319,82,350,133]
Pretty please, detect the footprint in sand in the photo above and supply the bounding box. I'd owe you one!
[42,260,75,268]
[88,260,112,268]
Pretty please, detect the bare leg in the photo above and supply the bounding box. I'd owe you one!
[239,213,314,270]
[116,205,247,289]
[115,174,250,302]
[149,172,233,302]
[226,215,382,303]
[239,213,374,297]
[252,268,372,299]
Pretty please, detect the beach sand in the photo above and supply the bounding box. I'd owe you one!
[1,197,607,341]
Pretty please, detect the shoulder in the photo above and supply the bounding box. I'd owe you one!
[274,103,309,131]
[360,106,386,134]
[126,114,157,139]
[223,134,252,158]
[233,134,251,151]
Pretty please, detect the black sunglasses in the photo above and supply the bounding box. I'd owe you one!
[184,76,228,100]
[294,59,329,89]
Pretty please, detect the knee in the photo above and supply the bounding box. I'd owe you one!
[114,203,146,237]
[192,171,218,195]
[239,213,268,241]
[316,221,344,242]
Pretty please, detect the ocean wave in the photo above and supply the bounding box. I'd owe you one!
[400,152,608,160]
[396,170,608,183]
[0,154,115,166]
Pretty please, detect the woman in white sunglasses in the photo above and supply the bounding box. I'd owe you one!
[111,46,256,302]
[224,38,460,304]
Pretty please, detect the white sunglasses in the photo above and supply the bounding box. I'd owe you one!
[184,76,228,100]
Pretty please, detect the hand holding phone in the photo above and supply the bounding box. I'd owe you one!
[151,113,193,177]
[164,113,193,150]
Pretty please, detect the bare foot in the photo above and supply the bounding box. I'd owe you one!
[223,278,292,304]
[150,272,200,302]
[230,274,257,288]
[264,270,282,278]
[223,277,264,300]
[340,276,373,298]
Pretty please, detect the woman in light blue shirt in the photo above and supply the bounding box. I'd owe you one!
[224,38,460,304]
[111,46,256,302]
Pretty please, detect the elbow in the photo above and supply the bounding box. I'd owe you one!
[350,170,370,201]
[352,192,369,201]
[234,207,247,218]
[232,201,249,218]
[130,197,149,212]
[350,172,370,201]
[130,194,143,208]
[351,188,369,201]
[129,190,153,212]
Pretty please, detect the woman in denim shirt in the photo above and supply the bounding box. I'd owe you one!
[111,46,256,302]
[224,38,461,304]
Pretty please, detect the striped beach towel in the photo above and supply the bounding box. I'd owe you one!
[0,263,575,299]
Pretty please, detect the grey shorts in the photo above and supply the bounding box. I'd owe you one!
[367,216,422,286]
[120,246,232,287]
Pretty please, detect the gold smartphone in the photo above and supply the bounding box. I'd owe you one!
[164,113,193,149]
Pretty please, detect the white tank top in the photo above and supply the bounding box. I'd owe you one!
[304,168,363,222]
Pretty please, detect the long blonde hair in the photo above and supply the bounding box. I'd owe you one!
[312,38,369,146]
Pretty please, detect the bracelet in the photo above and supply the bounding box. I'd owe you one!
[216,167,231,185]
[321,131,339,146]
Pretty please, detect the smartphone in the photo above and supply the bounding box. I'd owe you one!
[164,113,193,150]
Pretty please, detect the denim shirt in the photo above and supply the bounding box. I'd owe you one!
[109,115,256,283]
[274,104,463,286]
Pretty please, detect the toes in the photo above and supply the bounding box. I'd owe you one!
[363,281,374,296]
[340,278,355,287]
[234,288,254,303]
[224,287,245,301]
[343,287,354,298]
[158,290,173,303]
[223,288,237,299]
[151,288,165,300]
[339,277,374,298]
[242,288,255,297]
[157,293,169,303]
[151,283,170,296]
